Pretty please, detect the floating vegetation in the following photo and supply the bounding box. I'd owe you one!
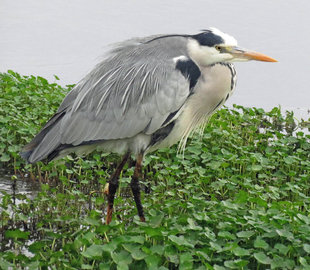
[0,71,309,269]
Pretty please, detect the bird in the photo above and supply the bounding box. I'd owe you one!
[20,28,277,224]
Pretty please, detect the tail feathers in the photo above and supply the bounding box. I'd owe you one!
[20,112,65,164]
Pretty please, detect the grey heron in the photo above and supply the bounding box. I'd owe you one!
[21,28,276,224]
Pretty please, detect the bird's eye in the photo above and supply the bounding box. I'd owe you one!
[215,45,222,52]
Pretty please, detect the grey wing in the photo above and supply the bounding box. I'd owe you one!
[59,35,191,145]
[22,35,192,162]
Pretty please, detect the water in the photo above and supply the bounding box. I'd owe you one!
[0,171,40,200]
[0,0,309,115]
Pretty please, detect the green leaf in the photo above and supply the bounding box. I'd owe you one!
[117,263,129,270]
[251,165,262,171]
[149,213,164,228]
[150,245,164,256]
[144,254,161,269]
[299,257,309,267]
[81,244,104,259]
[5,229,29,240]
[102,242,118,253]
[180,253,193,270]
[83,217,100,226]
[236,231,255,238]
[233,247,250,257]
[82,264,94,269]
[122,244,146,260]
[0,258,13,269]
[168,235,194,248]
[303,244,310,254]
[127,235,145,244]
[0,153,10,162]
[99,262,111,270]
[131,249,147,260]
[274,243,290,255]
[218,231,236,240]
[111,251,132,265]
[254,252,271,265]
[254,237,269,250]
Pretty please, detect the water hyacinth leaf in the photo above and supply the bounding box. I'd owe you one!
[102,242,118,253]
[214,265,226,270]
[131,249,147,260]
[236,231,255,238]
[122,244,146,260]
[221,200,239,210]
[233,247,250,257]
[187,218,202,231]
[168,235,194,248]
[116,263,129,270]
[81,244,105,258]
[83,217,100,226]
[0,259,13,269]
[274,243,290,255]
[275,229,294,240]
[254,252,271,265]
[99,263,111,270]
[250,164,262,171]
[303,244,310,254]
[150,245,164,256]
[111,251,132,266]
[254,237,269,250]
[149,212,164,227]
[210,241,222,252]
[218,231,236,240]
[127,235,145,244]
[179,253,193,270]
[0,153,10,162]
[234,259,249,267]
[283,156,295,164]
[5,229,29,240]
[299,257,309,267]
[144,254,161,269]
[143,227,162,237]
[82,264,94,269]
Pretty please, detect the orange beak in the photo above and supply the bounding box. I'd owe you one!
[242,51,277,62]
[229,46,277,62]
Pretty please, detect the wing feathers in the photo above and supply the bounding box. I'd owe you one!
[28,35,194,160]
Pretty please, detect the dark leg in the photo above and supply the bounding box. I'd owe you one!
[104,152,130,224]
[130,153,145,222]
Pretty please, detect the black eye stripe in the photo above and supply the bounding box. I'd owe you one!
[192,31,224,47]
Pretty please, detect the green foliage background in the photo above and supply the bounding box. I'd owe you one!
[0,71,310,269]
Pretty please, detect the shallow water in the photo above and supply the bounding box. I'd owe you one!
[0,0,310,115]
[0,171,40,201]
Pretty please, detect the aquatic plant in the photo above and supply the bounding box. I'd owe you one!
[0,71,309,269]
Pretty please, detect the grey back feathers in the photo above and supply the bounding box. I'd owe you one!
[21,31,237,163]
[22,35,194,162]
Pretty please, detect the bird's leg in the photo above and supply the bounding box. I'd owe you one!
[130,153,145,222]
[104,152,130,225]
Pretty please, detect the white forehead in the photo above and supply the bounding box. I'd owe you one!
[209,27,238,46]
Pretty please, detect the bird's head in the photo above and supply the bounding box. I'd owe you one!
[188,28,277,67]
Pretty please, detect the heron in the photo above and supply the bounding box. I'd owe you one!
[20,28,277,224]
